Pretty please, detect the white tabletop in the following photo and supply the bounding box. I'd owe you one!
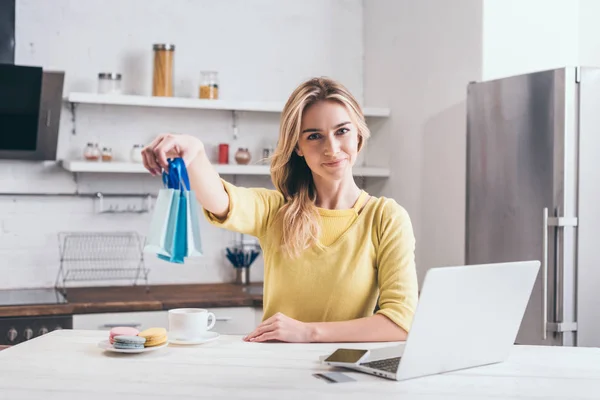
[1,329,599,399]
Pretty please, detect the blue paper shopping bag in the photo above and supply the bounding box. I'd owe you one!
[144,158,202,263]
[169,159,203,258]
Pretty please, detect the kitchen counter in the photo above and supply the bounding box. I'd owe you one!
[1,329,600,399]
[0,282,263,318]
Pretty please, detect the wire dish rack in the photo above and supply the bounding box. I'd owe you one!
[55,232,149,295]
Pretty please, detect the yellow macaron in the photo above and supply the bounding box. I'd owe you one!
[138,327,168,347]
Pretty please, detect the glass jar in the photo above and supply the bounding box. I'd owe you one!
[101,147,113,162]
[199,71,219,99]
[218,143,229,164]
[130,144,144,163]
[83,143,100,161]
[97,73,122,94]
[261,146,274,164]
[152,44,175,97]
[235,148,251,165]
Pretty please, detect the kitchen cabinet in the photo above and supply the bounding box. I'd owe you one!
[212,307,262,335]
[73,307,263,335]
[73,310,167,331]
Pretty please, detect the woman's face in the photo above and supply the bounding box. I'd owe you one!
[296,100,360,181]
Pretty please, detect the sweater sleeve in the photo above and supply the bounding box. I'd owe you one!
[375,200,419,333]
[202,179,284,238]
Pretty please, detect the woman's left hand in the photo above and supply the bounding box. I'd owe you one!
[243,312,314,343]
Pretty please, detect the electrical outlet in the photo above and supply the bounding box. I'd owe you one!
[96,196,152,214]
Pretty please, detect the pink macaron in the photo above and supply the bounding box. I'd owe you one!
[109,327,140,344]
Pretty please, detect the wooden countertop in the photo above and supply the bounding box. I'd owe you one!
[0,283,263,317]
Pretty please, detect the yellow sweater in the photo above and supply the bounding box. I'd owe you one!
[204,180,419,332]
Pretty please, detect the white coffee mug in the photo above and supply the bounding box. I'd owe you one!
[168,308,216,340]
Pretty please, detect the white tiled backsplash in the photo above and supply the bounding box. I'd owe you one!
[0,0,365,289]
[0,182,268,290]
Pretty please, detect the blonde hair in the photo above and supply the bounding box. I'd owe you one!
[270,77,371,259]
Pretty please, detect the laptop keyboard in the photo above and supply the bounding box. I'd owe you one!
[360,357,401,373]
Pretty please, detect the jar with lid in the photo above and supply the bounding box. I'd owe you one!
[83,143,101,161]
[199,71,219,99]
[235,148,251,165]
[101,147,113,162]
[261,146,274,164]
[218,143,229,164]
[152,44,175,97]
[130,144,145,163]
[98,73,122,94]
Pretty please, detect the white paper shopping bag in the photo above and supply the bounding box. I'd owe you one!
[144,188,177,257]
[185,190,203,257]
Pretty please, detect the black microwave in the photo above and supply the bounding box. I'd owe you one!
[0,64,64,160]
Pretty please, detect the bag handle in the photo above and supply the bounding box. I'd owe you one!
[162,158,191,191]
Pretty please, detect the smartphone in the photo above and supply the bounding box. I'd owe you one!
[323,348,370,367]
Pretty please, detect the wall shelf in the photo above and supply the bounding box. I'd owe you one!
[67,92,391,117]
[61,160,391,177]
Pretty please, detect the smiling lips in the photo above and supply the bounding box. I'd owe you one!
[323,159,346,167]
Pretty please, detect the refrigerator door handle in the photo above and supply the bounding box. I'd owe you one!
[546,212,578,338]
[547,217,578,227]
[547,322,578,333]
[542,207,549,340]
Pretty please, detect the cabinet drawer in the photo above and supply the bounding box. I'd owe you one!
[73,307,262,335]
[254,307,264,326]
[208,307,260,335]
[73,311,168,331]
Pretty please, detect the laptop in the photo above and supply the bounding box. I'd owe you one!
[323,260,540,381]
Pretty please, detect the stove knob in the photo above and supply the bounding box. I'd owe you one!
[54,325,63,331]
[39,326,49,336]
[7,328,18,343]
[23,328,33,341]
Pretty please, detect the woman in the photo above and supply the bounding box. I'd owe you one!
[142,77,418,343]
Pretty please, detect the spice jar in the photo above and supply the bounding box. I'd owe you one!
[262,146,274,164]
[152,44,175,97]
[218,143,229,164]
[97,73,122,94]
[235,148,251,165]
[199,71,219,99]
[83,143,100,161]
[130,144,144,163]
[101,147,113,162]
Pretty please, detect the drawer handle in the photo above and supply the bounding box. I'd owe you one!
[216,317,232,322]
[100,323,142,328]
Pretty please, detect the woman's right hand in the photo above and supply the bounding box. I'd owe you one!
[142,133,205,176]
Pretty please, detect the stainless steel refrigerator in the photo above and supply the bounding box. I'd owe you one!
[466,67,600,347]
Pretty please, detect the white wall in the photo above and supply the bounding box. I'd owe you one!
[9,0,594,291]
[1,0,365,289]
[363,0,593,286]
[15,0,364,185]
[482,0,579,81]
[363,0,483,283]
[579,0,600,67]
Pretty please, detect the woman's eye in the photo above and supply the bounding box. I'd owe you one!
[307,133,320,140]
[337,127,349,135]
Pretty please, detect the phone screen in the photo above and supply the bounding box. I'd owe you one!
[324,348,369,363]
